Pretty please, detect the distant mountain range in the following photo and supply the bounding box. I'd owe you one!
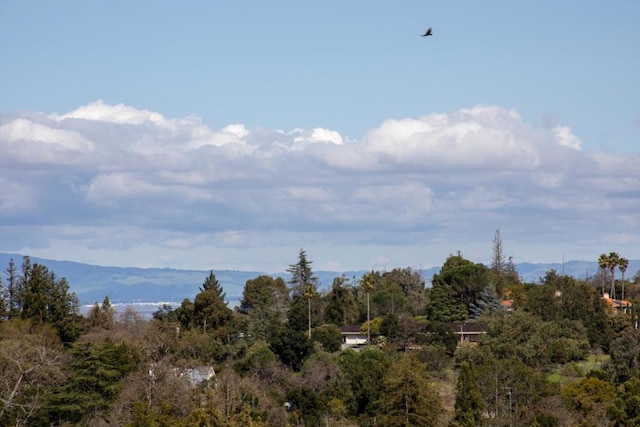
[0,253,638,308]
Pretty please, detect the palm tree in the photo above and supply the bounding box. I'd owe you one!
[360,272,376,344]
[303,284,316,338]
[598,253,608,297]
[619,257,629,301]
[608,252,620,300]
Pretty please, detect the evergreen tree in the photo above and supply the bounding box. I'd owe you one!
[376,354,443,426]
[432,254,490,316]
[287,249,318,298]
[323,276,358,326]
[489,230,521,296]
[286,386,325,426]
[287,294,312,334]
[193,271,231,336]
[474,357,552,426]
[287,249,318,337]
[200,270,226,300]
[505,256,520,284]
[380,267,426,315]
[267,323,313,371]
[372,275,407,316]
[87,296,116,329]
[607,377,640,425]
[0,276,6,320]
[418,321,459,356]
[451,362,483,426]
[152,304,178,322]
[605,328,640,384]
[524,271,611,351]
[237,275,288,318]
[14,258,82,343]
[237,275,289,340]
[310,324,342,352]
[14,256,31,317]
[470,283,504,319]
[338,348,391,418]
[43,340,139,424]
[171,271,232,337]
[175,298,195,330]
[426,282,467,322]
[22,263,50,323]
[490,229,506,278]
[4,258,18,318]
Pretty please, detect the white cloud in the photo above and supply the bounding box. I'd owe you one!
[51,100,166,126]
[553,126,582,150]
[222,124,250,138]
[293,127,344,146]
[0,118,92,150]
[2,101,639,271]
[0,118,94,167]
[362,106,545,170]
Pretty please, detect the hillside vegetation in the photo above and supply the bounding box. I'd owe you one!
[1,242,640,426]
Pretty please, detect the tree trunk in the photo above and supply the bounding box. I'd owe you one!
[308,297,311,339]
[367,292,371,344]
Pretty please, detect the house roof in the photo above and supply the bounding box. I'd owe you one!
[501,299,514,309]
[602,295,632,308]
[340,324,363,334]
[447,322,487,333]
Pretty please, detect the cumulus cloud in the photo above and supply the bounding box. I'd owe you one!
[0,117,94,167]
[1,101,639,270]
[362,106,546,170]
[293,127,344,147]
[50,100,166,126]
[553,126,582,150]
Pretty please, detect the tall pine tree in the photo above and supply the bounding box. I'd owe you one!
[194,271,231,335]
[287,249,319,338]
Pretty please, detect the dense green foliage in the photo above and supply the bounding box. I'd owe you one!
[43,340,139,424]
[451,362,483,426]
[1,248,640,426]
[377,354,442,426]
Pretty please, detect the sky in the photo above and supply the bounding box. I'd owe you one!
[0,1,639,273]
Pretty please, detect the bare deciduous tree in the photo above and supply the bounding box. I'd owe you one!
[0,321,64,427]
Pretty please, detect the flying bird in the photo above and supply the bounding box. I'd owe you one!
[421,27,432,37]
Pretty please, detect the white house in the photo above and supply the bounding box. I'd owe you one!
[340,324,367,349]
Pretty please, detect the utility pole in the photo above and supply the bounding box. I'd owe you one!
[505,386,513,427]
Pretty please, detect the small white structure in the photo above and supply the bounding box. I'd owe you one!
[340,325,367,349]
[173,366,216,387]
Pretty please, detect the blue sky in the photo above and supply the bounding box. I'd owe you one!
[0,1,639,273]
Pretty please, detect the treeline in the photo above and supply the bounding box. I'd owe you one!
[1,242,640,426]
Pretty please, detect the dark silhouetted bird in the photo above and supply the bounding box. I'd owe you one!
[421,27,432,37]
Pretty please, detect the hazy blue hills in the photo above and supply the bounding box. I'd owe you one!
[1,253,638,309]
[0,253,367,307]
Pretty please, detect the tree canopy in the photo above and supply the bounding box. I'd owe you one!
[1,247,639,426]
